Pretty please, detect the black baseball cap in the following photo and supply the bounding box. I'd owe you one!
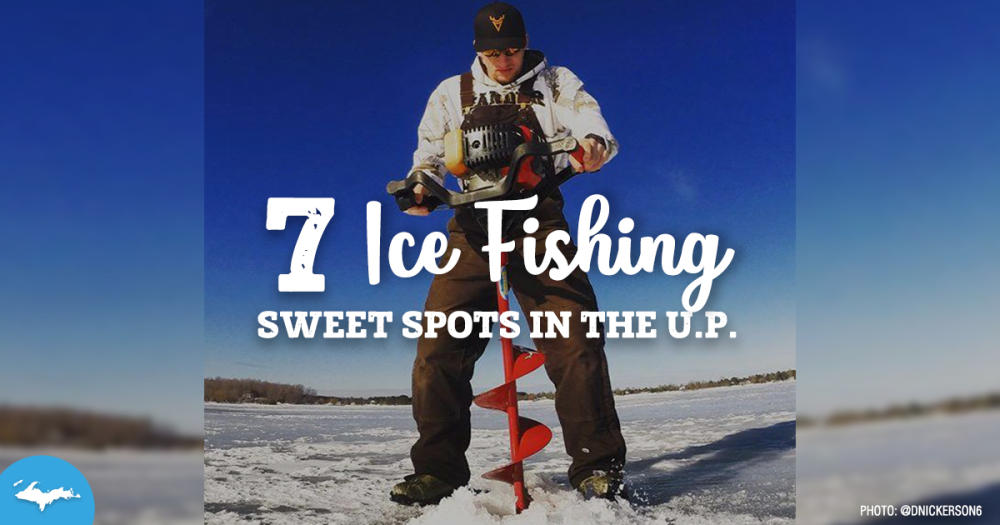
[473,2,526,52]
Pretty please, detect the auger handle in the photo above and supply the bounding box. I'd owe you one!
[386,136,586,213]
[386,172,446,212]
[386,169,519,211]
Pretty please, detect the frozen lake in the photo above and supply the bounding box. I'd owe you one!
[797,410,1000,525]
[0,447,203,525]
[205,381,796,524]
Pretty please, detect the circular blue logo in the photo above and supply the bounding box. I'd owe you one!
[0,455,94,524]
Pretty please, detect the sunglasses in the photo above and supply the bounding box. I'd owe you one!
[481,48,523,58]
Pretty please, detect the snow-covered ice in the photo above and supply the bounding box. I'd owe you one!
[797,410,1000,525]
[0,447,203,524]
[205,381,795,524]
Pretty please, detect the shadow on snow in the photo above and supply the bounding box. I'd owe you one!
[627,420,796,515]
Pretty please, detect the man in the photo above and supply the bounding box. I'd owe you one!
[390,2,627,505]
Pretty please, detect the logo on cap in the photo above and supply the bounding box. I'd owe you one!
[489,14,505,32]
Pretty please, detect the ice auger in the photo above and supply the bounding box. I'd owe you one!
[387,124,586,512]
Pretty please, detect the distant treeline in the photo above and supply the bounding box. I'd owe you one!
[584,369,795,399]
[205,370,797,406]
[798,391,1000,428]
[204,377,317,404]
[0,406,201,449]
[204,377,411,405]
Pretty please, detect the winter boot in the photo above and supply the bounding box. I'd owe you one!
[389,474,456,506]
[576,471,628,501]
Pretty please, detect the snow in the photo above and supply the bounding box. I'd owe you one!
[205,381,795,524]
[797,410,1000,525]
[0,447,202,524]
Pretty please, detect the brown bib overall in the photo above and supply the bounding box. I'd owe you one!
[409,68,627,489]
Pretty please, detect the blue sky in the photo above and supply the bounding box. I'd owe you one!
[797,1,1000,414]
[1,2,203,433]
[205,0,796,394]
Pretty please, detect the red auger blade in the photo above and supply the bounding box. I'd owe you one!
[511,344,534,357]
[512,349,545,379]
[479,419,552,483]
[482,461,518,484]
[515,417,552,462]
[477,330,550,511]
[473,381,516,411]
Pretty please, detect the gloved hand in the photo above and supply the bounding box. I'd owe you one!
[568,136,609,173]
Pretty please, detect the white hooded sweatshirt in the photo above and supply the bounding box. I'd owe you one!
[411,50,619,184]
